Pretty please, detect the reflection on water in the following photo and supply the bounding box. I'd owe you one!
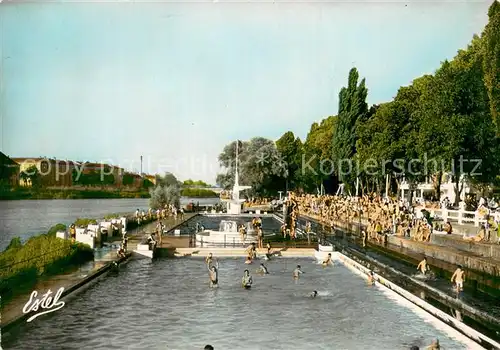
[3,258,473,350]
[0,198,219,250]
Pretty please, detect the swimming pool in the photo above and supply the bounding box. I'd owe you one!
[3,257,478,349]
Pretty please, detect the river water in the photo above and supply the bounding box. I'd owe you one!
[0,198,219,251]
[2,257,475,349]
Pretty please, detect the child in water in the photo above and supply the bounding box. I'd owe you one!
[257,263,269,274]
[367,271,375,286]
[310,290,318,298]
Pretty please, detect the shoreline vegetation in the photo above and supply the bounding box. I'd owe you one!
[0,212,157,308]
[0,224,94,306]
[0,187,218,200]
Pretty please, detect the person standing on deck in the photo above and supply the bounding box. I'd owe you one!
[451,265,465,292]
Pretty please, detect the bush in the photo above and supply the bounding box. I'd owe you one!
[47,223,67,236]
[0,234,94,303]
[181,188,218,198]
[74,218,97,227]
[5,237,23,251]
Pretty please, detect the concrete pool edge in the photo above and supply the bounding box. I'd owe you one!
[334,251,500,350]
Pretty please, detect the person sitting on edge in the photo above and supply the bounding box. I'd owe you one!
[242,270,253,289]
[246,242,257,258]
[204,345,214,350]
[322,253,333,267]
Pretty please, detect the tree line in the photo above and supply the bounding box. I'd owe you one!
[216,1,500,203]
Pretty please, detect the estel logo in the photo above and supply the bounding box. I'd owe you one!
[22,287,65,322]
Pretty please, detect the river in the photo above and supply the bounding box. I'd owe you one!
[0,197,219,251]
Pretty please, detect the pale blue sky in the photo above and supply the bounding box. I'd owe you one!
[0,0,492,183]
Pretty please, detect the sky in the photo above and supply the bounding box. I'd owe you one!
[0,0,493,184]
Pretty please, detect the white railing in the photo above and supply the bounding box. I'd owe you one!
[427,207,499,227]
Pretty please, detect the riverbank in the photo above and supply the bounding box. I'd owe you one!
[0,188,150,200]
[0,187,218,200]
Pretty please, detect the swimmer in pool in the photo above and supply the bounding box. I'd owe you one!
[310,290,318,298]
[257,263,269,275]
[451,265,465,292]
[205,253,213,266]
[322,253,333,267]
[417,257,429,275]
[293,265,303,280]
[242,269,253,289]
[367,271,375,285]
[207,259,219,287]
[426,339,440,349]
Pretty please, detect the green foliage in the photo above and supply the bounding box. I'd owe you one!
[74,218,98,227]
[302,116,337,193]
[216,138,287,196]
[156,172,181,187]
[104,213,122,219]
[333,67,368,188]
[143,179,154,189]
[47,223,67,236]
[183,179,210,187]
[5,237,22,251]
[0,234,94,302]
[482,1,500,135]
[149,177,181,209]
[122,173,136,186]
[181,188,218,198]
[276,131,303,190]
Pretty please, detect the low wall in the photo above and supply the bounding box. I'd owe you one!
[388,236,500,278]
[334,251,500,349]
[431,234,500,261]
[170,247,316,257]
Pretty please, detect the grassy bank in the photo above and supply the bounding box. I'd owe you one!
[0,224,94,305]
[0,188,150,200]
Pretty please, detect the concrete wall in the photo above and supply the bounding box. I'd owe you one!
[388,236,500,277]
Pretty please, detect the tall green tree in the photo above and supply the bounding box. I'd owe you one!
[482,0,500,136]
[302,116,337,194]
[332,68,368,191]
[276,131,303,191]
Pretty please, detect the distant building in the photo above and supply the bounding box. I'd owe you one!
[79,162,124,187]
[123,172,143,188]
[0,152,20,187]
[13,157,76,187]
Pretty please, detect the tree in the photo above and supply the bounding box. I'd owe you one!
[482,0,500,136]
[332,68,368,191]
[216,138,287,196]
[276,131,303,191]
[20,165,40,187]
[156,172,181,187]
[302,116,337,193]
[149,173,181,209]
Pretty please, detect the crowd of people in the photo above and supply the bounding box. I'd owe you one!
[287,192,500,245]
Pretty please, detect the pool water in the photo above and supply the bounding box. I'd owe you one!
[3,257,476,349]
